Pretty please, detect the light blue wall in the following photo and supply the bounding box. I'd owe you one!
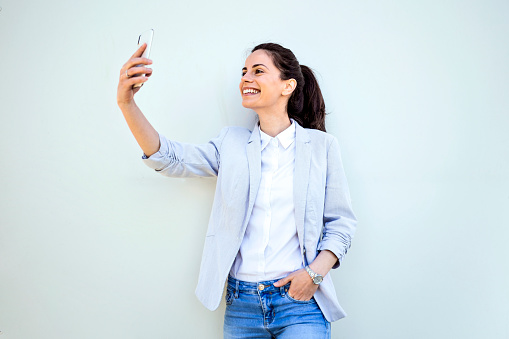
[1,1,508,338]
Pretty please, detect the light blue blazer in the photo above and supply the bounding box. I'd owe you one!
[142,120,357,322]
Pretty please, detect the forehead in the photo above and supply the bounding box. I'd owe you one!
[244,49,274,68]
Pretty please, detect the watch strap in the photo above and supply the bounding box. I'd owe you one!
[305,265,323,284]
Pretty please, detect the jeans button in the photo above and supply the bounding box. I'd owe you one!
[258,284,265,291]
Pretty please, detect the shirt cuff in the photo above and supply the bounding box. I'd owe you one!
[317,241,349,269]
[141,133,170,170]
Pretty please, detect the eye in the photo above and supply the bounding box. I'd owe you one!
[241,71,247,77]
[255,69,264,74]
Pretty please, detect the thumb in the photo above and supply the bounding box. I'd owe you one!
[273,275,292,287]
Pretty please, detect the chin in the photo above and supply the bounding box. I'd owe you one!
[241,100,255,109]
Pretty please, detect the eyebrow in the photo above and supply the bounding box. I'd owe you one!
[242,63,269,71]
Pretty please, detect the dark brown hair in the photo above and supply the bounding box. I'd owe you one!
[252,43,326,132]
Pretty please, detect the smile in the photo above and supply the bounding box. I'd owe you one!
[243,88,260,94]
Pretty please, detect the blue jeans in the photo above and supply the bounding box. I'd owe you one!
[224,275,331,339]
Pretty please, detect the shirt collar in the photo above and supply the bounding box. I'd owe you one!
[259,119,296,151]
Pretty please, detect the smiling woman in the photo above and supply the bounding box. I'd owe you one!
[117,42,357,339]
[242,43,327,133]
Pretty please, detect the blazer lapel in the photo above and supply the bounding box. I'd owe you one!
[293,122,312,253]
[242,122,262,233]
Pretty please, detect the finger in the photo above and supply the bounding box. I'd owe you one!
[130,43,147,59]
[124,66,152,78]
[120,45,149,74]
[121,58,153,75]
[121,75,150,89]
[128,76,149,87]
[128,57,153,68]
[273,276,291,287]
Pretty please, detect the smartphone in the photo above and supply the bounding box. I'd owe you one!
[133,29,154,88]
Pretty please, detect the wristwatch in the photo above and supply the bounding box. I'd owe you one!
[305,265,323,285]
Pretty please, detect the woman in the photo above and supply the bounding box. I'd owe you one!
[117,42,357,338]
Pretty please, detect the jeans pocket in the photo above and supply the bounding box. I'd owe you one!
[225,288,234,306]
[285,293,316,304]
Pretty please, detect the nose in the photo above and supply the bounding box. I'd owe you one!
[241,72,253,82]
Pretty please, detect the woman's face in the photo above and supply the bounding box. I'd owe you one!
[239,50,289,111]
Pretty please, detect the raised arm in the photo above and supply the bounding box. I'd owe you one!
[117,43,160,157]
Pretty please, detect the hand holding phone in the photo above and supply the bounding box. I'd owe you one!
[132,29,154,88]
[117,30,154,105]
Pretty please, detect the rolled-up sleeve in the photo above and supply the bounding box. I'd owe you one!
[142,127,230,178]
[317,136,357,269]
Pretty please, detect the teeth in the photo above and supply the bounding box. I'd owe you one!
[243,88,260,94]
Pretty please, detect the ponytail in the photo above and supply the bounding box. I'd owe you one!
[297,65,326,132]
[252,43,327,132]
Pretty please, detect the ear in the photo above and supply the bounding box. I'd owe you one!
[282,79,297,96]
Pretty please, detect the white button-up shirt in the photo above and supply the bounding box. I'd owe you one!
[230,119,304,282]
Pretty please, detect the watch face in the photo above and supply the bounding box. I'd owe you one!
[313,276,323,284]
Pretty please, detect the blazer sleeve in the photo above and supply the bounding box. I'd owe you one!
[141,127,230,178]
[317,136,357,269]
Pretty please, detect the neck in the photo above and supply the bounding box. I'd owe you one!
[255,104,291,137]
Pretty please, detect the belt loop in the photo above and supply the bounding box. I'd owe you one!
[280,285,285,297]
[234,279,239,298]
